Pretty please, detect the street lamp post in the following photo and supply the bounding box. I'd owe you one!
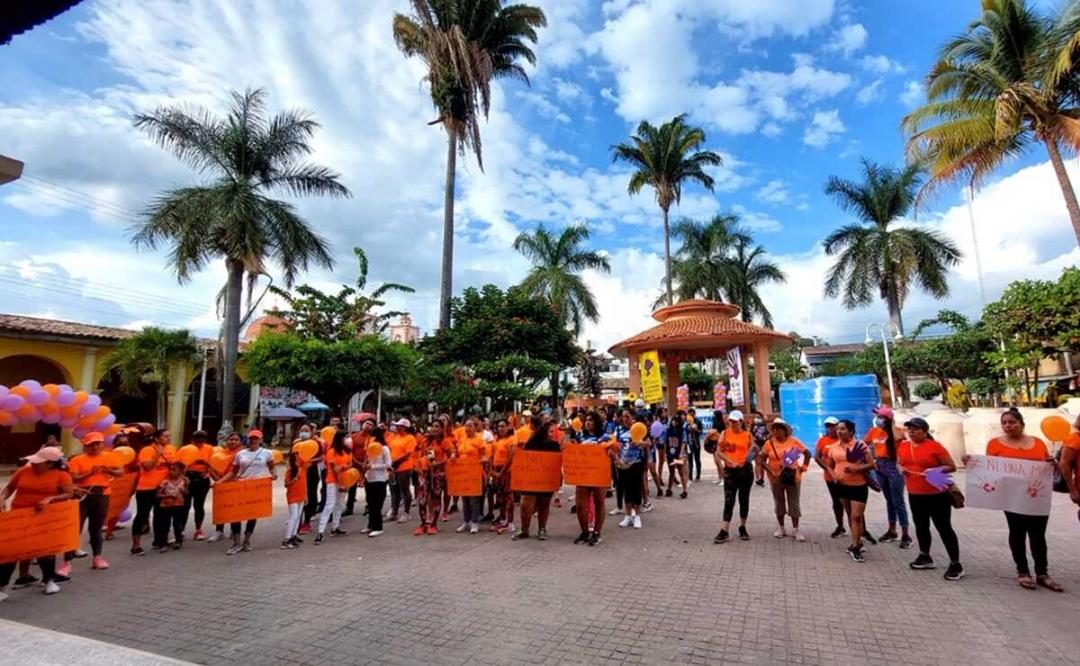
[866,323,901,408]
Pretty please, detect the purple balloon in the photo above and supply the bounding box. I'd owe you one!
[1,395,24,412]
[27,389,49,406]
[41,412,61,425]
[0,386,8,399]
[93,415,115,431]
[118,508,133,523]
[58,384,72,393]
[17,408,39,424]
[19,379,42,392]
[72,426,89,439]
[56,390,76,407]
[85,394,102,409]
[78,402,98,418]
[650,422,665,439]
[105,434,116,446]
[60,417,78,429]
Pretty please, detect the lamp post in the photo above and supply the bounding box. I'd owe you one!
[866,323,902,408]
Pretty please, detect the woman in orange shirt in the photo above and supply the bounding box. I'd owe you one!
[345,417,375,517]
[62,432,122,573]
[454,418,487,534]
[315,431,352,544]
[131,429,176,556]
[438,413,460,519]
[712,411,757,544]
[182,430,215,541]
[866,407,911,548]
[1060,414,1080,506]
[813,417,846,538]
[898,417,963,581]
[207,432,243,543]
[0,447,75,599]
[963,408,1062,591]
[826,420,874,562]
[388,419,417,523]
[414,420,451,535]
[759,419,810,541]
[282,450,307,549]
[489,418,517,535]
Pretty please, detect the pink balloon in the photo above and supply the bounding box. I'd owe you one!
[0,395,24,412]
[56,390,76,407]
[27,389,49,406]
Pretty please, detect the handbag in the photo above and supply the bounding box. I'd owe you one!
[1052,448,1069,494]
[947,484,965,509]
[769,441,797,487]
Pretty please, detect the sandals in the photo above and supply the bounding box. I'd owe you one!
[1036,576,1065,592]
[1018,575,1036,590]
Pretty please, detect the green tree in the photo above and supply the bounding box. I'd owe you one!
[105,327,202,428]
[914,380,943,401]
[679,364,715,396]
[245,333,416,416]
[611,114,723,306]
[897,310,997,394]
[269,246,414,341]
[393,0,547,330]
[132,88,349,430]
[823,159,962,335]
[513,223,611,336]
[725,234,785,327]
[661,213,748,306]
[903,0,1080,246]
[577,349,604,398]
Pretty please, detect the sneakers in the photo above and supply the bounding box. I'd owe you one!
[773,527,786,539]
[641,502,654,513]
[537,528,548,541]
[849,546,866,563]
[426,525,438,535]
[129,547,145,557]
[910,554,936,570]
[330,528,347,536]
[314,533,325,545]
[679,491,687,499]
[193,529,206,541]
[899,535,913,550]
[50,573,71,583]
[944,562,965,581]
[43,581,61,595]
[439,512,449,522]
[281,540,295,550]
[754,479,765,487]
[240,541,252,552]
[386,513,398,522]
[632,515,642,529]
[511,530,529,541]
[298,523,312,535]
[830,526,846,539]
[793,530,806,542]
[665,489,673,497]
[56,562,72,578]
[225,545,242,556]
[863,533,878,546]
[574,531,590,544]
[456,524,469,533]
[497,523,515,535]
[608,508,623,516]
[618,515,633,528]
[91,556,109,570]
[713,530,730,544]
[398,513,409,524]
[71,549,89,559]
[588,532,602,546]
[878,531,898,543]
[469,524,479,534]
[413,526,426,536]
[360,527,372,534]
[12,575,38,589]
[368,530,383,538]
[207,531,223,543]
[738,526,750,541]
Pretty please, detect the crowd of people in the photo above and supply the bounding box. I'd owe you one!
[1,402,1077,602]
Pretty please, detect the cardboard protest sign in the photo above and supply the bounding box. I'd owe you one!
[212,477,273,524]
[562,445,612,487]
[965,454,1054,516]
[446,458,483,497]
[0,500,80,562]
[106,472,138,522]
[510,451,562,492]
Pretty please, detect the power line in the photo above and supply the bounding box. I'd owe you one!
[0,268,213,316]
[21,174,146,220]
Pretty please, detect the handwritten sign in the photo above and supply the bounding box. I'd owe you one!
[107,472,138,522]
[0,500,80,562]
[212,478,273,524]
[446,459,483,497]
[562,445,612,487]
[510,451,563,493]
[965,454,1054,516]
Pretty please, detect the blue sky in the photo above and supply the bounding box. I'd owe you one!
[1,0,1077,350]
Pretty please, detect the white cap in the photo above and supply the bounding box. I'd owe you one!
[393,418,412,428]
[728,410,744,422]
[634,398,645,408]
[824,416,839,425]
[522,409,533,417]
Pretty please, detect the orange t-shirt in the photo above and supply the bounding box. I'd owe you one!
[351,432,372,464]
[719,429,752,466]
[763,437,808,482]
[864,426,889,460]
[183,444,216,474]
[324,448,352,485]
[492,436,515,467]
[816,436,838,481]
[389,433,416,472]
[898,440,952,495]
[985,437,1049,461]
[1064,432,1080,487]
[285,467,308,504]
[515,426,532,445]
[414,436,450,472]
[67,451,120,494]
[456,434,486,461]
[7,467,73,509]
[453,426,467,443]
[828,440,870,486]
[136,445,176,491]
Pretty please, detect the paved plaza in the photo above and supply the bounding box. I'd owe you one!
[1,470,1078,665]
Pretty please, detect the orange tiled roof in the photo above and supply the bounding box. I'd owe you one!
[0,313,137,342]
[608,299,790,355]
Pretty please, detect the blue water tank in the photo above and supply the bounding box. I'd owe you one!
[779,374,881,444]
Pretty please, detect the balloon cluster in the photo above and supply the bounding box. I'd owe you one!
[676,384,690,411]
[712,383,727,411]
[0,380,119,444]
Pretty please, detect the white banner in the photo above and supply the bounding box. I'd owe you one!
[964,454,1054,516]
[726,348,744,407]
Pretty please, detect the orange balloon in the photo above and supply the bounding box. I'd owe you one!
[630,421,648,443]
[112,446,135,466]
[339,468,361,488]
[93,405,110,420]
[270,449,284,465]
[14,403,35,419]
[177,445,200,466]
[39,402,59,416]
[60,405,80,420]
[72,391,88,406]
[571,417,583,432]
[42,384,61,398]
[366,442,382,459]
[9,386,29,399]
[209,452,232,475]
[295,439,318,463]
[105,424,122,436]
[1041,415,1071,442]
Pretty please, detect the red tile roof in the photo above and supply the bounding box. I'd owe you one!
[0,313,137,342]
[608,300,791,356]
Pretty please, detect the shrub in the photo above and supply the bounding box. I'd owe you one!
[913,380,942,401]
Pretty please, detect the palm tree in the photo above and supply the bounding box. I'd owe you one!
[725,235,786,328]
[902,0,1080,246]
[823,159,962,336]
[659,213,748,307]
[132,88,349,430]
[106,327,202,428]
[611,114,724,306]
[393,0,547,330]
[513,223,611,337]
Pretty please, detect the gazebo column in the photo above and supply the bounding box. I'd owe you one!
[665,356,680,413]
[753,342,772,416]
[739,345,751,412]
[628,350,641,399]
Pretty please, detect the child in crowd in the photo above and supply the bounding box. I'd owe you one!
[154,462,189,553]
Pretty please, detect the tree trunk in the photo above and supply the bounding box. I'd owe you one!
[439,127,458,330]
[550,370,560,420]
[220,259,244,434]
[157,383,167,430]
[1044,138,1080,248]
[662,206,673,306]
[885,282,904,337]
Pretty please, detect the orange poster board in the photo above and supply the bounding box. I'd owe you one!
[562,445,612,487]
[107,472,138,522]
[446,459,483,497]
[212,477,273,524]
[510,451,563,492]
[0,500,80,562]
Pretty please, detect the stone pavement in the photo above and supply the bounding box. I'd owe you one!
[0,618,190,665]
[1,470,1078,666]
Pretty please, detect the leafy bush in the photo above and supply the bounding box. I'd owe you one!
[913,380,942,401]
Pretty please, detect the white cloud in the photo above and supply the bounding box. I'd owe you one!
[761,122,783,138]
[825,23,868,56]
[552,77,588,104]
[516,90,571,123]
[755,180,790,205]
[803,109,846,148]
[860,54,905,74]
[855,79,884,105]
[732,206,783,233]
[901,80,924,108]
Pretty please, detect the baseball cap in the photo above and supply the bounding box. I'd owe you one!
[522,409,533,417]
[769,418,791,431]
[248,429,264,439]
[874,406,894,420]
[393,418,412,428]
[728,410,744,422]
[904,417,930,431]
[634,398,646,408]
[823,416,839,425]
[82,432,105,445]
[25,446,64,464]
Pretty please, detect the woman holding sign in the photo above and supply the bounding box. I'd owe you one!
[963,408,1062,592]
[64,432,122,572]
[218,430,276,555]
[0,447,74,598]
[572,412,614,546]
[131,429,176,556]
[511,419,562,541]
[454,419,486,535]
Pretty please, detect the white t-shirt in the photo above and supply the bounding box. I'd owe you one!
[364,445,392,483]
[234,448,273,479]
[482,429,495,444]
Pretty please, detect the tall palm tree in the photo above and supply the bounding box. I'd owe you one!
[660,213,748,307]
[132,88,349,430]
[393,0,547,330]
[902,0,1080,246]
[725,235,786,328]
[106,327,202,429]
[611,114,723,306]
[513,223,611,337]
[823,159,962,336]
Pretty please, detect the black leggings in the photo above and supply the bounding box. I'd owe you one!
[1004,511,1049,577]
[366,481,388,531]
[132,489,156,536]
[825,481,845,528]
[184,473,211,530]
[66,492,108,559]
[0,556,55,585]
[908,493,960,563]
[390,470,413,515]
[617,462,644,506]
[153,504,186,548]
[722,465,753,522]
[230,520,257,537]
[687,443,702,480]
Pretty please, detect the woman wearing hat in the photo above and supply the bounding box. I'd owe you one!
[712,410,757,544]
[387,418,417,523]
[760,419,810,541]
[218,430,276,555]
[0,447,75,598]
[63,432,123,572]
[866,407,912,549]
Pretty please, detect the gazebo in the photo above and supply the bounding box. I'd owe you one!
[608,300,792,415]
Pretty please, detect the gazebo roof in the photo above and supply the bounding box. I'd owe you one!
[608,299,791,357]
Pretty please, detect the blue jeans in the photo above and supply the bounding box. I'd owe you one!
[876,460,908,528]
